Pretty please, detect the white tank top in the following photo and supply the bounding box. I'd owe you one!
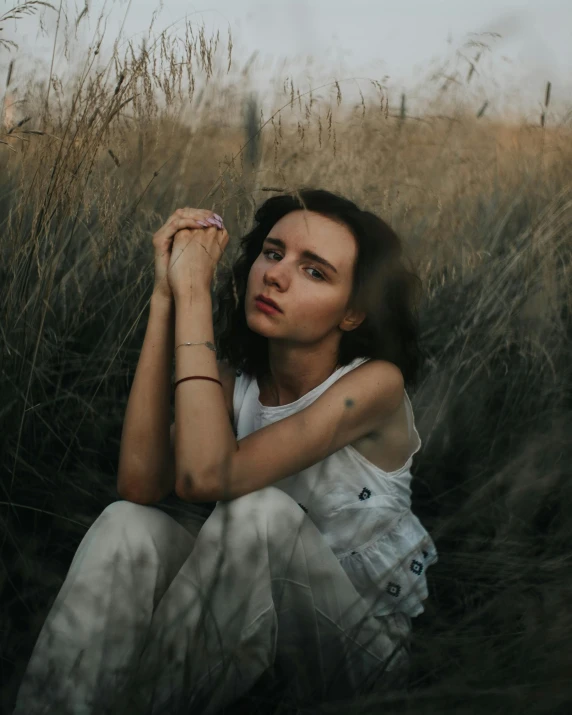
[233,356,439,618]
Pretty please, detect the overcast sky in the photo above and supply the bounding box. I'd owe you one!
[3,0,572,114]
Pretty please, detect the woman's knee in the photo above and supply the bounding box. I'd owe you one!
[212,486,305,540]
[99,499,157,528]
[228,486,299,514]
[102,499,150,517]
[102,498,161,517]
[92,500,180,547]
[79,500,195,575]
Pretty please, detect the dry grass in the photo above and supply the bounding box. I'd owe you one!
[1,3,572,714]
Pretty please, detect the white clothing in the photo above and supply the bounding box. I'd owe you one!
[13,490,412,715]
[233,356,439,618]
[12,356,434,714]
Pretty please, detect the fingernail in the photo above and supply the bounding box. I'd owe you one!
[213,214,223,223]
[207,217,222,227]
[197,220,210,227]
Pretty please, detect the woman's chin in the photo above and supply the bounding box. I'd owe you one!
[246,311,272,336]
[248,307,287,336]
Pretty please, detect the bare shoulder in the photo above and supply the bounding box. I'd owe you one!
[329,358,404,427]
[337,359,403,399]
[307,358,403,434]
[351,358,402,381]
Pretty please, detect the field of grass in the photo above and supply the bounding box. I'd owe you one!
[1,3,572,713]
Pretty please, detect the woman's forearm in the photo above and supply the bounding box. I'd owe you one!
[173,288,238,501]
[117,293,175,503]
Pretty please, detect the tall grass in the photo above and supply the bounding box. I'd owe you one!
[1,3,572,713]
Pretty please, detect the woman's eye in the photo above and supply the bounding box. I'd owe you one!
[263,250,324,281]
[306,268,325,280]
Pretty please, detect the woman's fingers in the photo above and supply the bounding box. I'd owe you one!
[174,208,223,224]
[153,217,209,246]
[153,218,180,246]
[174,208,224,229]
[172,225,228,259]
[153,210,225,254]
[209,227,230,262]
[171,218,223,234]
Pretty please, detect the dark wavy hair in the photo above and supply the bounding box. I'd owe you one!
[213,188,424,389]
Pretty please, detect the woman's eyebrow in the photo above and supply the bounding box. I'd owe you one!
[264,237,338,274]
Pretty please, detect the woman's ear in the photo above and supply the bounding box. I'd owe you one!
[339,308,366,333]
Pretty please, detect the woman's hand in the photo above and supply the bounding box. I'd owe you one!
[167,217,229,299]
[152,208,225,301]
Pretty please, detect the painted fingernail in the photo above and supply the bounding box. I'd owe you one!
[197,220,209,227]
[213,214,223,222]
[207,217,222,227]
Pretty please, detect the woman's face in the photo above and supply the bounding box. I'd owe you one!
[245,210,362,346]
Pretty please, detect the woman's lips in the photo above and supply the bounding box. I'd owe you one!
[255,298,281,315]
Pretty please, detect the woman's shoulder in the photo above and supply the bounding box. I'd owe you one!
[332,359,404,406]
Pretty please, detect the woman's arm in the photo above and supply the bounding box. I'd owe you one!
[173,288,238,501]
[116,293,176,504]
[186,360,404,503]
[117,208,230,504]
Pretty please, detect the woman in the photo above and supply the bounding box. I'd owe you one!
[14,188,438,714]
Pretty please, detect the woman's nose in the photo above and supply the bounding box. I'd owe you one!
[264,263,288,286]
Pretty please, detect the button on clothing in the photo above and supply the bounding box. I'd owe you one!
[233,356,439,618]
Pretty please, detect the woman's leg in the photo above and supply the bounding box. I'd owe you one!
[13,500,207,715]
[132,486,411,715]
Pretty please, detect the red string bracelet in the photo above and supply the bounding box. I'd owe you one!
[174,375,223,390]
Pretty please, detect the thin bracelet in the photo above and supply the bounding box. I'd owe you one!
[175,341,217,353]
[174,375,223,390]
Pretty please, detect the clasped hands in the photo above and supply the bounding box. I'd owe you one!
[152,207,230,301]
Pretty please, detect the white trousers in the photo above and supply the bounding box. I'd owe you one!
[13,486,412,715]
